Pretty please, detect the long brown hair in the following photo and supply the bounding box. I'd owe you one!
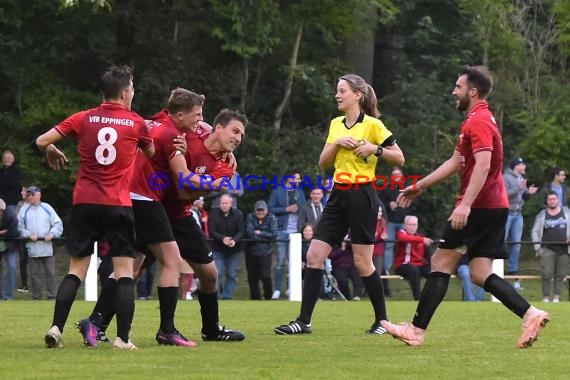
[339,74,380,118]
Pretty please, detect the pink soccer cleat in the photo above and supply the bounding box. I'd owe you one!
[380,320,426,346]
[516,306,550,349]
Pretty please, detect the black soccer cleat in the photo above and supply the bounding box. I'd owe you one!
[274,319,312,335]
[202,325,245,341]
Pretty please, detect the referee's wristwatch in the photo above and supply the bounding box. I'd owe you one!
[374,145,383,157]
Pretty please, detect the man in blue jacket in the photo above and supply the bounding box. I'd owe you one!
[268,171,306,299]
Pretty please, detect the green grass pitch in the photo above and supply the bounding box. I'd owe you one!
[0,299,568,379]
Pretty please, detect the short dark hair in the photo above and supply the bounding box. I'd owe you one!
[167,88,205,114]
[550,167,563,179]
[99,65,133,100]
[547,190,559,198]
[458,65,493,99]
[213,108,248,129]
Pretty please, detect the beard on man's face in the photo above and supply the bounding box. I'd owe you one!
[456,94,470,112]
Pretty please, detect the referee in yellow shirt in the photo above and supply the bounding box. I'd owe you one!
[275,73,405,335]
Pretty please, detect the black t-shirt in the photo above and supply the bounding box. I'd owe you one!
[542,209,567,254]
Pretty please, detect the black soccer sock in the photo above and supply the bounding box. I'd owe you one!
[52,274,82,332]
[158,286,179,334]
[89,277,116,329]
[197,290,219,337]
[483,273,530,318]
[115,277,135,343]
[412,272,450,329]
[298,268,324,325]
[361,270,388,322]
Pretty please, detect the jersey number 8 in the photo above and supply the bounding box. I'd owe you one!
[95,127,118,165]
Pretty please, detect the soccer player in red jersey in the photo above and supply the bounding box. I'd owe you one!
[381,65,549,349]
[165,108,247,341]
[78,88,207,348]
[36,65,154,350]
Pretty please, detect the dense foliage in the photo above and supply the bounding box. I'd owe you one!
[1,0,568,235]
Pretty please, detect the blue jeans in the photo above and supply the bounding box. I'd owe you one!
[383,222,402,273]
[213,250,241,299]
[137,262,154,299]
[505,213,523,274]
[0,249,18,300]
[457,264,485,301]
[273,231,290,293]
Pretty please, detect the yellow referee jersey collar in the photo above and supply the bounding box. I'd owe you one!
[342,112,365,129]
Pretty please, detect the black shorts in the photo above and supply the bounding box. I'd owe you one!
[314,182,379,246]
[65,204,136,258]
[132,200,175,248]
[439,208,508,259]
[171,216,213,264]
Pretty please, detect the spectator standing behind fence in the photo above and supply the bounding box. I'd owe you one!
[137,259,155,300]
[373,203,392,297]
[205,172,244,209]
[268,171,306,299]
[17,186,63,300]
[456,255,485,301]
[503,157,538,289]
[540,168,567,208]
[16,187,30,292]
[298,188,324,230]
[208,194,245,300]
[394,215,432,300]
[301,223,315,277]
[0,150,24,215]
[191,197,209,238]
[531,191,570,303]
[245,200,278,300]
[329,239,364,301]
[321,177,332,205]
[0,198,19,300]
[379,166,418,276]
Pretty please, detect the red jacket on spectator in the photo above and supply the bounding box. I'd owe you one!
[394,229,428,269]
[373,216,387,257]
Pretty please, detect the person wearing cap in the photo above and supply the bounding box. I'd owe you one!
[245,200,278,300]
[0,198,19,300]
[17,186,63,300]
[503,157,538,283]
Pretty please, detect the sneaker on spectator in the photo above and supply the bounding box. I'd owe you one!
[366,321,388,335]
[513,280,523,291]
[185,291,193,300]
[156,329,197,347]
[542,297,550,303]
[516,306,550,349]
[380,320,425,346]
[45,326,63,349]
[353,296,361,301]
[271,290,281,300]
[202,325,245,341]
[17,287,29,293]
[552,296,560,303]
[97,331,110,343]
[113,337,138,350]
[76,319,99,348]
[274,319,312,335]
